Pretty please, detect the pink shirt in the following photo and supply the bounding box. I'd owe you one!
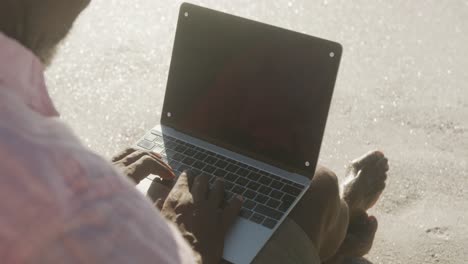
[0,33,196,264]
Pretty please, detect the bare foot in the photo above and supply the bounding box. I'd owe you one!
[326,150,388,262]
[324,211,378,263]
[340,211,378,257]
[342,150,389,220]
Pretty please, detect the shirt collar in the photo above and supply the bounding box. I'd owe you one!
[0,32,59,117]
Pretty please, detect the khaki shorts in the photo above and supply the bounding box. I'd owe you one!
[252,218,320,264]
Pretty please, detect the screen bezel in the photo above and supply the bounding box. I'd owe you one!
[160,3,343,179]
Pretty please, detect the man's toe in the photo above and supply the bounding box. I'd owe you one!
[376,157,389,172]
[352,150,385,172]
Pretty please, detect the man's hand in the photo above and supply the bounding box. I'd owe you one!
[112,148,176,184]
[160,172,243,264]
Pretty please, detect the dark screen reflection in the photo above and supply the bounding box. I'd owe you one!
[162,9,339,176]
[163,45,334,176]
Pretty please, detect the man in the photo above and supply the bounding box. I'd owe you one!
[0,1,239,263]
[0,0,389,263]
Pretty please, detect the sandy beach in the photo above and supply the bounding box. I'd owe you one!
[46,1,468,263]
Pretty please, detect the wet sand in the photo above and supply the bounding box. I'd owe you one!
[46,1,468,263]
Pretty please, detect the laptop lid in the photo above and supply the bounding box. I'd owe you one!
[161,3,342,179]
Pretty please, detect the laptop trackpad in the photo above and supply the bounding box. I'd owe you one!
[223,218,272,264]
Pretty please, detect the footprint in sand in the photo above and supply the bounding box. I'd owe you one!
[425,226,450,240]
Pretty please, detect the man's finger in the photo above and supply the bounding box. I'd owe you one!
[221,195,243,236]
[118,150,165,169]
[147,179,172,203]
[191,175,209,202]
[145,157,176,179]
[145,151,163,160]
[113,148,170,172]
[209,178,225,208]
[172,171,194,193]
[119,150,148,166]
[127,156,175,183]
[111,148,137,162]
[155,157,175,174]
[151,158,177,179]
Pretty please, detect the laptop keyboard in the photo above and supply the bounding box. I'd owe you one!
[138,131,305,230]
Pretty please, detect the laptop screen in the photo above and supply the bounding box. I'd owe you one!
[161,4,342,178]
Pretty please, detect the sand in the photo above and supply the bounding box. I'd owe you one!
[46,0,468,263]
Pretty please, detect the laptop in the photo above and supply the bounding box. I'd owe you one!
[135,3,342,263]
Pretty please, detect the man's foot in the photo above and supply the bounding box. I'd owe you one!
[323,211,378,263]
[340,211,378,258]
[326,151,388,262]
[342,150,389,220]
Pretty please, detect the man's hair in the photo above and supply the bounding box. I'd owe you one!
[0,0,90,66]
[0,0,22,41]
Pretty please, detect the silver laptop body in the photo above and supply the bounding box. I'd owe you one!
[135,3,342,264]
